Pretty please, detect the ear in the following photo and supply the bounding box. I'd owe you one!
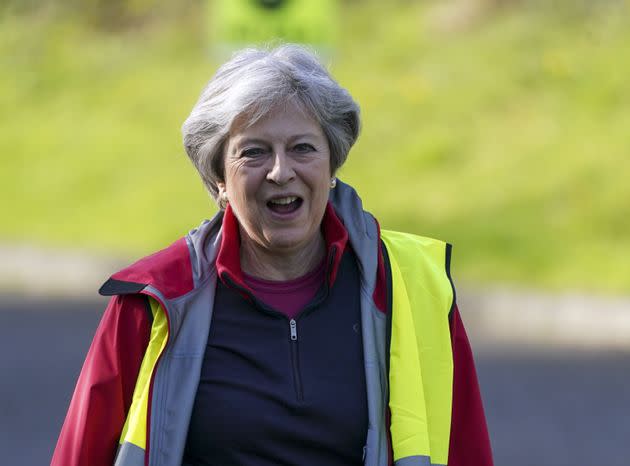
[217,181,226,197]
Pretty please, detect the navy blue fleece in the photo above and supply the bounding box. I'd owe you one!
[183,249,368,466]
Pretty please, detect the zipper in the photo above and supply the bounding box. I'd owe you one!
[288,318,304,401]
[225,273,330,404]
[290,319,298,340]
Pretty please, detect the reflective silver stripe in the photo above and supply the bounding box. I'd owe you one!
[146,281,217,466]
[395,455,445,466]
[331,181,390,466]
[114,441,145,466]
[144,205,224,466]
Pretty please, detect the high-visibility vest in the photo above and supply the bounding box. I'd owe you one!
[382,230,454,465]
[116,230,454,466]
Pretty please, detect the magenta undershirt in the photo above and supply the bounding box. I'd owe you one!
[242,259,327,319]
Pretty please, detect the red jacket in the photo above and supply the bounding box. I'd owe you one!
[52,204,493,466]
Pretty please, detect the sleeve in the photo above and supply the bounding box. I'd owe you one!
[447,305,494,466]
[51,294,152,466]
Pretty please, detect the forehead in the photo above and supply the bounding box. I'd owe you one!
[229,100,324,142]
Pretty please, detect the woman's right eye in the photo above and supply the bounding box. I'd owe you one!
[241,147,266,158]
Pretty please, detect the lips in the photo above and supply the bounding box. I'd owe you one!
[267,195,303,214]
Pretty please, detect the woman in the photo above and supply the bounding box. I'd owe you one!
[53,45,493,466]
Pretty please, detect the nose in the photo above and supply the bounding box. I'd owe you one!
[266,150,295,185]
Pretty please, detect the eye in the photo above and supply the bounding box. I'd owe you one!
[241,147,266,158]
[293,143,316,153]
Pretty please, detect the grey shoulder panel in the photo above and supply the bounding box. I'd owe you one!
[114,441,145,466]
[395,455,445,466]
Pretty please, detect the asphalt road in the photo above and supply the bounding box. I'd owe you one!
[1,296,629,465]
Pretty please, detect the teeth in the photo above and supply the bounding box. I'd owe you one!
[269,196,297,205]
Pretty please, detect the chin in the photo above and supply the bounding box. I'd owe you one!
[263,231,311,252]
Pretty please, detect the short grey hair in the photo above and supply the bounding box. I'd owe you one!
[181,44,361,203]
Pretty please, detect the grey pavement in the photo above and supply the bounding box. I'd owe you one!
[1,296,630,466]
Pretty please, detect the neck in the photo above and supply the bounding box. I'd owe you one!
[239,232,326,281]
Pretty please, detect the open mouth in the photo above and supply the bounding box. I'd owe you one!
[267,196,303,214]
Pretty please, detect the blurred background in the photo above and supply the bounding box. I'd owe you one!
[1,0,629,464]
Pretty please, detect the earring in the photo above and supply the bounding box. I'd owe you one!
[219,191,228,209]
[330,178,337,189]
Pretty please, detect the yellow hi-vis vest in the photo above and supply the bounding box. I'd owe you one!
[117,230,454,466]
[382,230,454,465]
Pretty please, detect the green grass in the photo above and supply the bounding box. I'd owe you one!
[2,1,629,293]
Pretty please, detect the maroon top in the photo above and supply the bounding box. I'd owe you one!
[243,258,326,319]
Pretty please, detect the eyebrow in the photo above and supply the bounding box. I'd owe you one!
[236,133,320,147]
[236,138,268,147]
[288,133,320,142]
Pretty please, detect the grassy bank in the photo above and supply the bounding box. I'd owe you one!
[2,1,629,292]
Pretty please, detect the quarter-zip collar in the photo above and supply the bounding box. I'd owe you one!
[215,201,349,293]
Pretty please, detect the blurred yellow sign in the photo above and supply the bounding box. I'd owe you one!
[210,0,338,46]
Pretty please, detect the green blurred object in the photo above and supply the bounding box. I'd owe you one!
[209,0,338,46]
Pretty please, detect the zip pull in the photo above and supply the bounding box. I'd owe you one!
[289,319,298,341]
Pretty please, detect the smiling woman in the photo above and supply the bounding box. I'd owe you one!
[52,44,493,466]
[220,101,333,280]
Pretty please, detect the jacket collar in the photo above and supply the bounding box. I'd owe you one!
[328,180,387,313]
[99,180,385,314]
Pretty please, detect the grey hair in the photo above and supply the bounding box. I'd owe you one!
[181,44,361,204]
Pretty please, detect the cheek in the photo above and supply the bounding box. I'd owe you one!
[308,176,331,215]
[227,165,257,197]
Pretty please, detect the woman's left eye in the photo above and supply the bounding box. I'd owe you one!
[241,147,266,158]
[293,143,315,153]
